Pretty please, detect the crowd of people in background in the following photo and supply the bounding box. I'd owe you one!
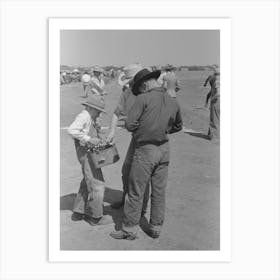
[66,63,220,240]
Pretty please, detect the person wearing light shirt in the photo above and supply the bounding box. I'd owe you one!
[67,96,113,226]
[89,67,105,97]
[81,72,91,97]
[162,66,180,98]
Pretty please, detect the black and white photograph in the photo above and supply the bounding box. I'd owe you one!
[49,18,231,261]
[49,18,231,259]
[60,30,220,248]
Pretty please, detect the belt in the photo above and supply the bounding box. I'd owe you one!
[137,139,168,147]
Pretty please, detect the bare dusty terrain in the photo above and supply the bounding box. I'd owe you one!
[60,70,220,250]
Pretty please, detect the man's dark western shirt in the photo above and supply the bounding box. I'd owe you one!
[126,87,183,144]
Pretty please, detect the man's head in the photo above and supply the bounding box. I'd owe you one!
[81,96,106,120]
[93,66,104,77]
[131,68,161,95]
[212,65,220,74]
[118,63,143,87]
[165,64,173,73]
[138,78,160,94]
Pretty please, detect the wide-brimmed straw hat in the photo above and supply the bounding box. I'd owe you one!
[131,68,161,96]
[164,64,173,71]
[93,66,104,73]
[81,96,106,113]
[118,63,143,86]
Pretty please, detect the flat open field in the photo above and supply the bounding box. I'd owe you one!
[60,70,220,250]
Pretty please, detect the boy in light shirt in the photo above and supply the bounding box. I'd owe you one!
[67,96,113,226]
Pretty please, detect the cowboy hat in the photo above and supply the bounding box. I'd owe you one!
[81,96,106,113]
[131,68,161,96]
[93,66,104,73]
[118,63,143,86]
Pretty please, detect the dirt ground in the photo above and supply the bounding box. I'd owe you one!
[60,70,220,250]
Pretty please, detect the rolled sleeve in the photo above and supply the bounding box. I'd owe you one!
[114,92,126,118]
[68,111,91,141]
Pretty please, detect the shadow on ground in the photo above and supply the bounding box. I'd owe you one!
[60,187,124,230]
[60,193,76,211]
[185,132,210,140]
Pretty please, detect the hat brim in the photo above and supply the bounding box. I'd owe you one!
[81,102,106,113]
[118,72,132,86]
[132,70,161,96]
[93,69,104,73]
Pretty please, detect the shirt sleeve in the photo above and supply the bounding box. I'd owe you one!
[204,76,211,86]
[125,94,146,132]
[168,104,183,134]
[90,77,103,92]
[162,75,167,88]
[114,91,126,117]
[67,112,91,142]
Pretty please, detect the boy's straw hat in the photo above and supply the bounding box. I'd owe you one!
[81,96,106,113]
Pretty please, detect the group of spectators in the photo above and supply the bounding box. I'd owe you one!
[60,68,117,86]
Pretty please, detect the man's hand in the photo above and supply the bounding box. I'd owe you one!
[106,130,115,144]
[95,116,102,128]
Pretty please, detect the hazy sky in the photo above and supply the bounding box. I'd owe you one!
[60,30,219,67]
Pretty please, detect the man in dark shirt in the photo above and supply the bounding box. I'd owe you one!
[203,65,219,107]
[106,63,149,211]
[208,71,220,141]
[110,69,183,240]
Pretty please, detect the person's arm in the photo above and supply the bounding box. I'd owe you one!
[68,112,100,145]
[168,106,183,134]
[203,76,211,87]
[106,114,119,143]
[162,76,167,89]
[205,90,212,107]
[175,79,180,92]
[106,91,127,142]
[89,78,103,92]
[68,112,91,142]
[125,95,145,132]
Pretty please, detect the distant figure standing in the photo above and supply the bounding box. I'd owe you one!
[89,67,105,98]
[81,72,91,97]
[60,72,65,85]
[110,68,115,80]
[162,65,180,98]
[208,66,220,141]
[157,66,166,87]
[203,65,219,108]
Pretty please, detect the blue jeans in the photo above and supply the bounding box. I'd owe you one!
[121,138,150,212]
[122,141,170,234]
[73,140,105,218]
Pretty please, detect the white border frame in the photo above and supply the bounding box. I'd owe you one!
[49,18,231,262]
